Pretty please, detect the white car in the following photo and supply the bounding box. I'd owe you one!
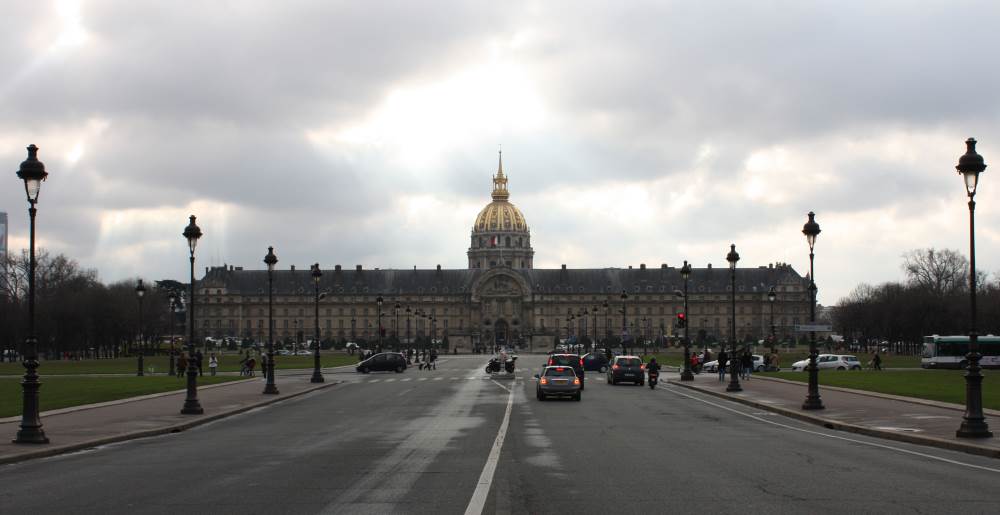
[791,354,862,371]
[702,355,765,373]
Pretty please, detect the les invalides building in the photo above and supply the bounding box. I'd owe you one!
[194,154,811,351]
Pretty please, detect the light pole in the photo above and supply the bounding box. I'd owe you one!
[376,296,383,351]
[592,307,598,353]
[310,263,324,384]
[801,213,824,410]
[680,260,693,381]
[394,302,401,351]
[136,279,146,376]
[620,290,628,354]
[768,286,777,353]
[641,317,647,356]
[603,301,609,350]
[168,293,177,377]
[955,138,993,438]
[726,244,742,393]
[13,144,50,444]
[262,246,279,395]
[180,215,204,414]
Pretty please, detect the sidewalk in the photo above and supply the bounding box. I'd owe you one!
[668,373,1000,458]
[0,373,339,465]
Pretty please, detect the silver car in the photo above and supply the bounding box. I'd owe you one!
[535,365,582,401]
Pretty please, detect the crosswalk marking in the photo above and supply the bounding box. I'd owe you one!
[384,378,396,382]
[433,377,443,381]
[401,378,412,382]
[418,378,428,381]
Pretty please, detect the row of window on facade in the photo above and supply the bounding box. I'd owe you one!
[536,317,801,331]
[473,235,528,248]
[203,318,462,331]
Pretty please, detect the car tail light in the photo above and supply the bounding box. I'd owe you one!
[640,364,645,370]
[556,367,564,372]
[613,364,619,370]
[573,378,580,385]
[548,359,554,365]
[580,358,584,366]
[539,377,548,385]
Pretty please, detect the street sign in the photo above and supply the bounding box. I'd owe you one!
[795,324,832,332]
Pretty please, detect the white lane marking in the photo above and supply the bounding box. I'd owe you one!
[418,377,428,381]
[397,388,413,397]
[384,378,396,382]
[663,386,1000,474]
[491,380,511,393]
[369,379,381,383]
[464,376,517,515]
[434,377,444,381]
[401,378,412,382]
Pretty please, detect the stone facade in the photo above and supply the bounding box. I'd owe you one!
[193,156,812,350]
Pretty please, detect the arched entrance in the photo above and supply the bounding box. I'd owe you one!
[494,320,509,350]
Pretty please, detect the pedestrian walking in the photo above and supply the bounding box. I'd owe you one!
[247,357,256,377]
[209,353,218,376]
[873,352,882,371]
[259,353,268,380]
[717,350,728,382]
[195,350,204,377]
[741,351,753,380]
[429,348,438,370]
[177,352,188,378]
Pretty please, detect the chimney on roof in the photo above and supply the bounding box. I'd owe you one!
[291,265,297,272]
[707,263,712,269]
[661,263,667,269]
[628,265,632,269]
[640,263,646,270]
[561,264,566,270]
[335,264,341,271]
[356,265,362,272]
[436,264,441,271]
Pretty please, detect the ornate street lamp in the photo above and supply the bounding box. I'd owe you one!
[136,279,146,376]
[13,144,50,444]
[180,215,204,414]
[768,286,777,352]
[620,290,628,354]
[262,246,279,395]
[168,293,177,377]
[955,138,993,438]
[310,263,325,384]
[591,306,598,353]
[801,213,824,410]
[726,244,742,393]
[603,301,609,350]
[679,260,694,381]
[376,296,384,351]
[394,302,401,351]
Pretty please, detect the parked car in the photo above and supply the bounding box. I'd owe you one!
[296,350,313,356]
[535,365,582,401]
[607,355,645,385]
[791,354,862,371]
[356,352,408,373]
[582,352,610,372]
[547,354,585,390]
[702,354,765,373]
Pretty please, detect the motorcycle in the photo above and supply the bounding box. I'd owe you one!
[485,355,518,374]
[504,356,517,373]
[485,358,502,374]
[648,368,659,389]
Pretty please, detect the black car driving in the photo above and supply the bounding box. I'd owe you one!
[607,355,645,385]
[356,352,408,373]
[546,353,585,390]
[582,352,609,372]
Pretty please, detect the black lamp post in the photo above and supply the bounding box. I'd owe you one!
[351,318,357,347]
[180,215,204,414]
[394,302,401,351]
[136,279,146,376]
[680,260,694,381]
[376,296,384,351]
[726,244,742,393]
[603,301,609,350]
[406,306,412,349]
[955,138,993,438]
[13,144,50,444]
[801,213,824,410]
[620,290,628,354]
[591,306,598,353]
[262,246,279,395]
[310,263,325,384]
[641,317,648,356]
[168,293,177,376]
[768,286,777,352]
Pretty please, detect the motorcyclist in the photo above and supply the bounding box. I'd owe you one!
[646,357,661,377]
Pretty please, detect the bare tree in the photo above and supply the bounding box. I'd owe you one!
[901,248,968,297]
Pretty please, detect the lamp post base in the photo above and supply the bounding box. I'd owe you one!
[680,370,695,381]
[181,367,203,414]
[957,361,992,438]
[726,373,742,392]
[310,371,325,383]
[802,396,825,410]
[14,361,50,444]
[956,421,993,438]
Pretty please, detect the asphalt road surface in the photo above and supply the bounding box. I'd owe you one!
[1,355,998,514]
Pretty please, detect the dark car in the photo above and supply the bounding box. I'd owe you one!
[607,355,645,385]
[546,353,585,390]
[356,352,407,373]
[582,352,609,372]
[535,366,581,401]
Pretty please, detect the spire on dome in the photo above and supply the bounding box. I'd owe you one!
[492,146,509,201]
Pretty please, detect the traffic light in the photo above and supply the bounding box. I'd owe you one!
[676,312,687,329]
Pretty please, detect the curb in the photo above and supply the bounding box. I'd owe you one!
[752,375,1000,416]
[0,380,340,466]
[667,379,1000,460]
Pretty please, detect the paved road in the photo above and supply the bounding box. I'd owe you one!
[1,355,998,514]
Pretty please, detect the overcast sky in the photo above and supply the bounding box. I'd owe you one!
[3,0,1000,305]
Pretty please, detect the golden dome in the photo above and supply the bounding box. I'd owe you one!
[473,150,529,233]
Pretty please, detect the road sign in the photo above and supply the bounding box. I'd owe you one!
[795,324,832,332]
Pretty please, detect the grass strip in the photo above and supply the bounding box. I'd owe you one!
[0,375,245,418]
[0,353,359,376]
[760,370,999,410]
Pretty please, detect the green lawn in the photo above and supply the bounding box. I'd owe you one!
[0,375,245,418]
[760,370,999,410]
[0,352,359,376]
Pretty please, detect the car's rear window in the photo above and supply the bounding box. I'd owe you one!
[844,356,859,362]
[617,358,641,366]
[549,355,579,366]
[545,367,577,377]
